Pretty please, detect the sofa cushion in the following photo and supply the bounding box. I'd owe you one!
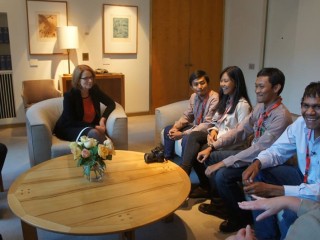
[51,136,71,158]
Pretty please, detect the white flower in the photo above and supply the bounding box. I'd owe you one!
[80,136,88,143]
[103,138,112,145]
[69,142,81,160]
[103,138,113,149]
[83,138,97,148]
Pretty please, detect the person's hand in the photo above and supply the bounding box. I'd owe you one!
[168,127,178,135]
[242,160,261,186]
[95,125,106,135]
[226,225,256,240]
[243,182,284,198]
[239,195,283,221]
[210,129,218,141]
[204,161,225,177]
[197,147,211,163]
[168,128,183,140]
[96,117,106,134]
[239,195,301,221]
[207,130,218,146]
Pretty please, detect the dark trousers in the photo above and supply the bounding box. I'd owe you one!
[194,148,241,190]
[212,164,303,240]
[0,143,8,192]
[181,131,208,175]
[253,165,303,240]
[210,166,253,222]
[163,125,191,160]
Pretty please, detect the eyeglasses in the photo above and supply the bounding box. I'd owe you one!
[80,76,93,81]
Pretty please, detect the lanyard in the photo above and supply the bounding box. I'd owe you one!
[255,97,282,138]
[303,129,312,183]
[217,98,233,125]
[196,95,209,125]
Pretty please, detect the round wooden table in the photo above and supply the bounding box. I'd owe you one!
[8,150,191,240]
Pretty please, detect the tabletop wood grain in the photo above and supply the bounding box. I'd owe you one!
[8,150,191,237]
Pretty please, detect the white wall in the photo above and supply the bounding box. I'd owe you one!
[264,0,320,114]
[223,0,267,106]
[0,0,150,125]
[2,0,320,126]
[223,0,320,114]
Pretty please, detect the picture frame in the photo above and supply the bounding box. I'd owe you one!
[103,4,138,54]
[26,0,68,55]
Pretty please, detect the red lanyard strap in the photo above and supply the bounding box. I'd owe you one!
[255,98,282,138]
[196,95,209,125]
[304,130,312,183]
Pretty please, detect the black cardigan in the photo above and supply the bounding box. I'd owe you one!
[54,85,115,141]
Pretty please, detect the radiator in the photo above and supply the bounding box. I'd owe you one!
[0,70,16,119]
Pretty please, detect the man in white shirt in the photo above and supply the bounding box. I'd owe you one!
[242,81,320,239]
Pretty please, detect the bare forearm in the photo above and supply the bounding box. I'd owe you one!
[269,185,285,197]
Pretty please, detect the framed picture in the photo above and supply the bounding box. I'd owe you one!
[26,0,68,55]
[103,4,138,54]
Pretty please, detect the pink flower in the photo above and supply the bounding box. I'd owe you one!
[81,148,91,158]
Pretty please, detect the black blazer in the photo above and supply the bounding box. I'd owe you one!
[54,85,115,140]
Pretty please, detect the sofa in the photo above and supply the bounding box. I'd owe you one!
[155,100,300,159]
[155,100,189,157]
[26,97,128,166]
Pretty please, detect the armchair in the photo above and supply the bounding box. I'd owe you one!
[26,97,128,166]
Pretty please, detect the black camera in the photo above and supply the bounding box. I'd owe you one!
[144,150,164,163]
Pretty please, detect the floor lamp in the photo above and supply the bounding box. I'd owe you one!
[57,26,79,74]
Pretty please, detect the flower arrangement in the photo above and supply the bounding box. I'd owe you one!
[69,136,115,181]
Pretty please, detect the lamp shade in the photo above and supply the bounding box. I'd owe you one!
[57,26,79,50]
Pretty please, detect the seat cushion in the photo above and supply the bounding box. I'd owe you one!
[51,136,71,158]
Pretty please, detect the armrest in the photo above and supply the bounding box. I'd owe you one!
[154,100,189,145]
[26,98,63,166]
[26,108,53,166]
[26,119,52,166]
[106,103,128,150]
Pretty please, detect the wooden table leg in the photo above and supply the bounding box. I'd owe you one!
[21,220,38,240]
[163,213,174,223]
[121,230,135,240]
[0,172,4,192]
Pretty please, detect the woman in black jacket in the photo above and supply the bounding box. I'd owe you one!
[54,65,115,143]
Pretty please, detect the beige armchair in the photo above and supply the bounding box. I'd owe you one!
[26,97,128,166]
[21,79,62,110]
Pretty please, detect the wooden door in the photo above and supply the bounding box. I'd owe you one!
[151,0,190,110]
[151,0,224,111]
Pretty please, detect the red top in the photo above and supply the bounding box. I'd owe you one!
[82,97,95,123]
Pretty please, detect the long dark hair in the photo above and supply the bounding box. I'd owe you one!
[217,66,252,114]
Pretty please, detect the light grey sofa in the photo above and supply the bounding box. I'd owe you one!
[26,97,128,166]
[155,100,300,158]
[155,100,189,157]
